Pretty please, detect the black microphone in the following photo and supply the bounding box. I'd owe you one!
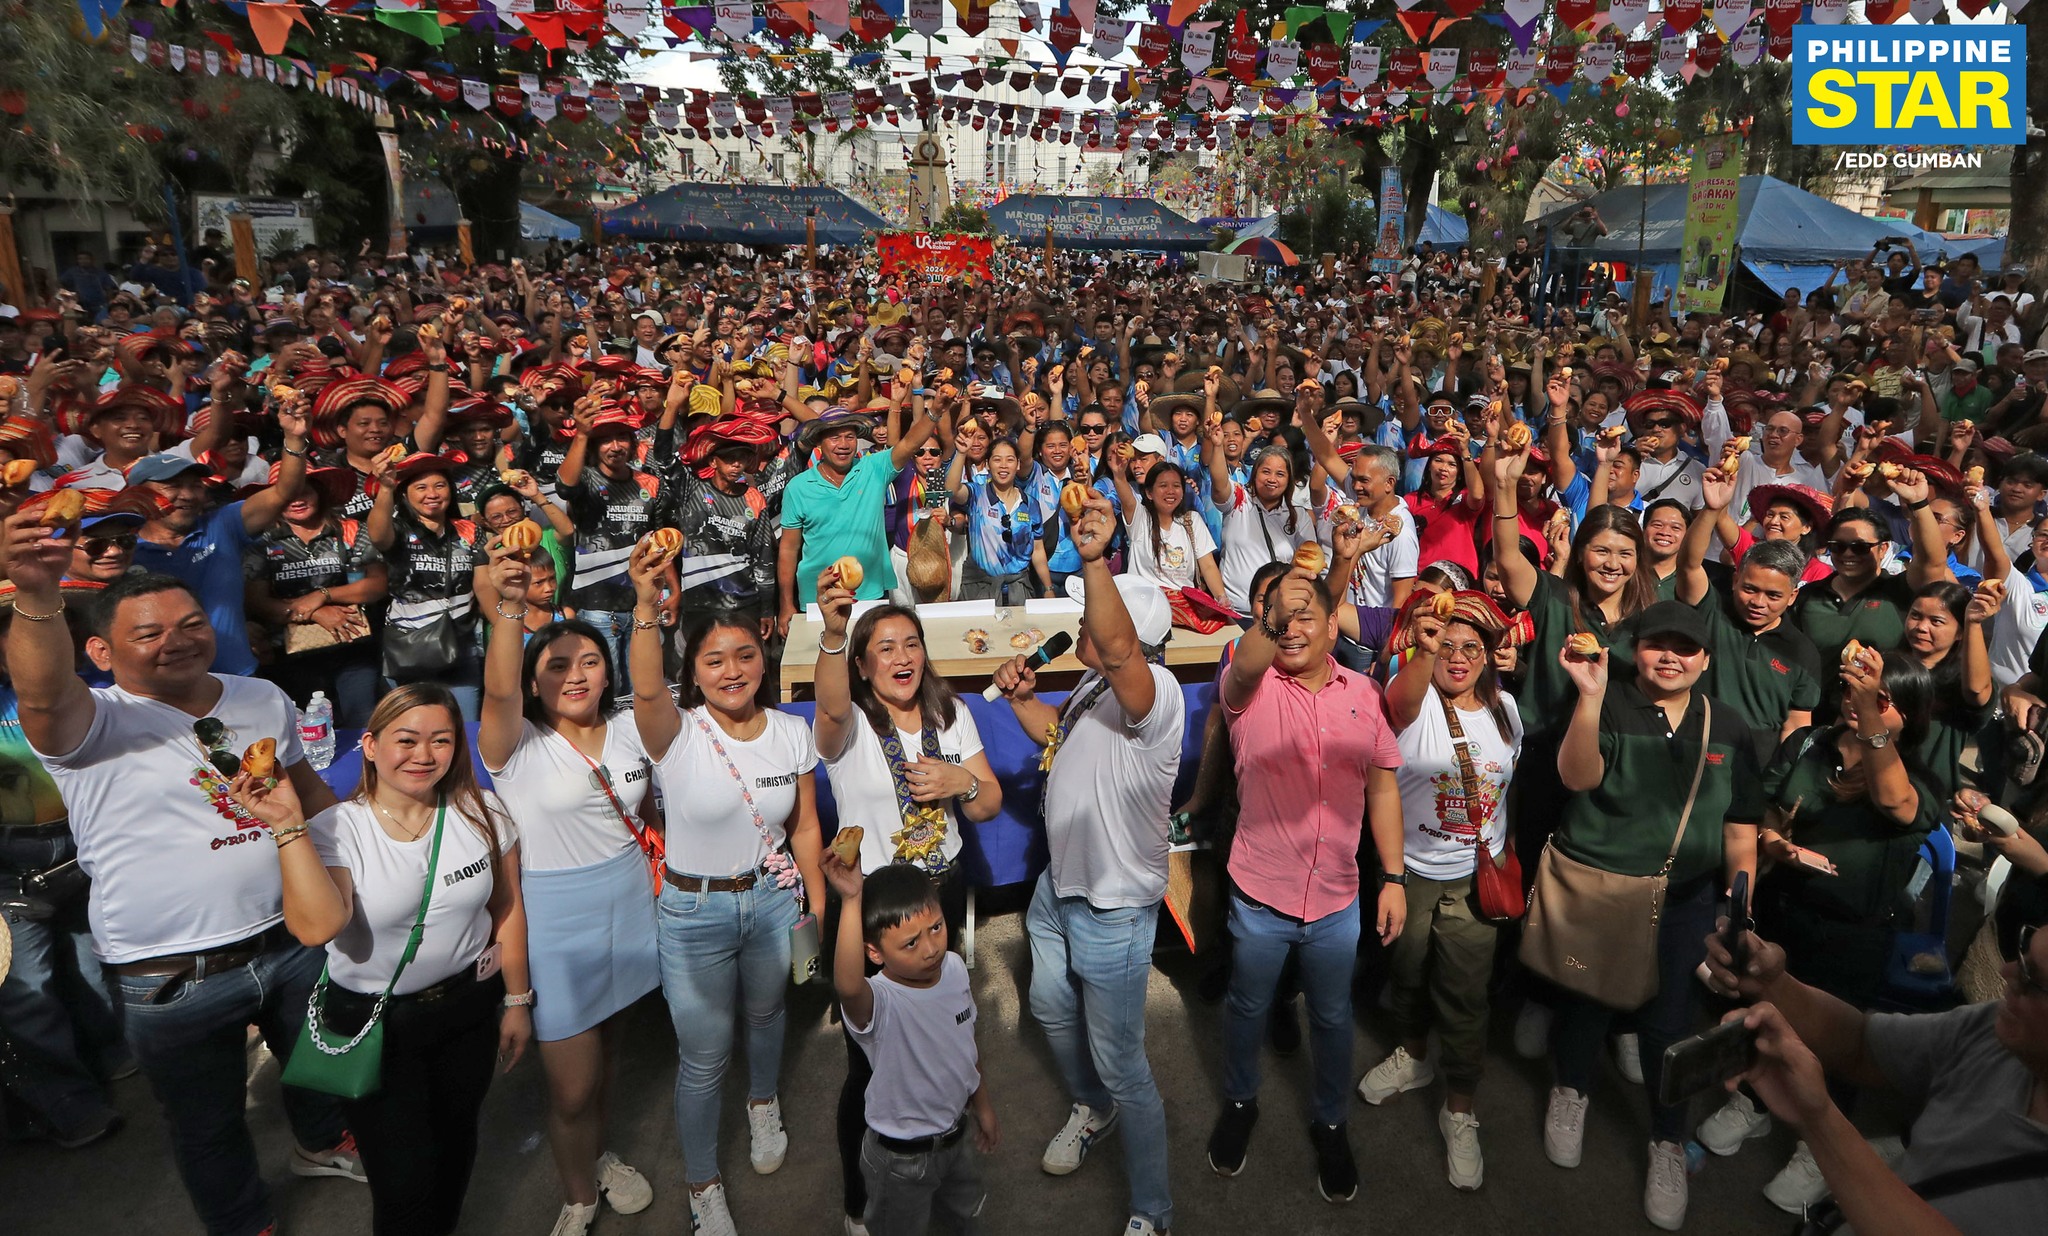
[982,630,1076,701]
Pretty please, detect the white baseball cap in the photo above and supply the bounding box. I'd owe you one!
[1065,573,1172,647]
[1130,432,1170,456]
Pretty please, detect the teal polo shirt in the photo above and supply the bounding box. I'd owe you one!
[780,449,901,604]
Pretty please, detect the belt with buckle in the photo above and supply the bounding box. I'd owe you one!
[664,868,761,894]
[874,1115,968,1155]
[112,923,295,983]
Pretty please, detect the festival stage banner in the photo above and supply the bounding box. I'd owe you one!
[1675,132,1744,315]
[877,232,995,283]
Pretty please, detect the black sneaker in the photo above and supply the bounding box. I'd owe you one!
[1310,1121,1359,1203]
[1267,997,1302,1058]
[1206,1099,1259,1177]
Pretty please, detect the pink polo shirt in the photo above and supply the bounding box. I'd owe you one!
[1223,659,1403,922]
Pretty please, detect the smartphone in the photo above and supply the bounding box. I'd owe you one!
[1658,1018,1761,1108]
[1724,871,1752,972]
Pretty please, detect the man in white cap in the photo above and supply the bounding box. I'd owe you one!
[992,489,1183,1236]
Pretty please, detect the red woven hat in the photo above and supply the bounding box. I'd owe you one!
[0,415,59,467]
[1747,483,1832,528]
[390,452,463,486]
[113,332,180,373]
[446,398,514,430]
[82,487,170,521]
[1622,389,1702,432]
[92,385,187,439]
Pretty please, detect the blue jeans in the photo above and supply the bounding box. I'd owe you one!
[656,876,799,1184]
[0,828,124,1138]
[1025,874,1173,1230]
[577,609,634,701]
[1222,891,1361,1126]
[1552,877,1718,1144]
[114,937,347,1236]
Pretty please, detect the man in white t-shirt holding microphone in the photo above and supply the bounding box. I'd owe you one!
[2,511,363,1236]
[992,486,1185,1236]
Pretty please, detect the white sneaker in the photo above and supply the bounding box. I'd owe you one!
[1514,1002,1553,1059]
[1123,1219,1164,1236]
[1763,1141,1830,1215]
[291,1132,368,1182]
[747,1097,789,1175]
[843,1217,871,1236]
[1543,1087,1589,1168]
[1357,1045,1436,1105]
[1041,1103,1118,1175]
[548,1201,597,1236]
[1613,1032,1644,1085]
[689,1181,738,1236]
[1645,1140,1689,1231]
[1698,1092,1772,1156]
[597,1150,653,1214]
[1438,1106,1484,1191]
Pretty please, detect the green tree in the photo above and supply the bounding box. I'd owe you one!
[934,202,988,234]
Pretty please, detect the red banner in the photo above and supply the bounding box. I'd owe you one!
[876,232,994,283]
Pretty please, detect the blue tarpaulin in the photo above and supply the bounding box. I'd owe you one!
[519,202,580,242]
[1745,263,1843,299]
[1948,234,2007,268]
[1418,203,1469,248]
[596,184,887,246]
[1531,176,1955,266]
[988,195,1215,250]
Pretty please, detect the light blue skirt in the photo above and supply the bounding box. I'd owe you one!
[522,845,660,1042]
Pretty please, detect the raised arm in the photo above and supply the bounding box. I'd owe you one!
[1889,469,1956,588]
[477,543,532,771]
[811,569,859,762]
[1555,648,1609,792]
[1384,614,1444,731]
[1222,569,1318,713]
[1681,466,1737,606]
[239,404,312,534]
[1490,447,1541,608]
[1073,492,1156,719]
[1,514,95,755]
[627,539,681,760]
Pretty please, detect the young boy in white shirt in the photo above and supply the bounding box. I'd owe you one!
[824,855,998,1236]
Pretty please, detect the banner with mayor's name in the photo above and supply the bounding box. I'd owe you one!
[1792,25,2024,146]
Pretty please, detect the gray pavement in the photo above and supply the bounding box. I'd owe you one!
[3,909,1800,1235]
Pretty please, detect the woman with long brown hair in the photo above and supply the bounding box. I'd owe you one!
[812,584,1002,1234]
[231,682,530,1236]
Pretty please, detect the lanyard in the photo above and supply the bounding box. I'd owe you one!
[879,725,951,874]
[689,710,801,900]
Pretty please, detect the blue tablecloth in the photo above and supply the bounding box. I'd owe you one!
[319,684,1216,888]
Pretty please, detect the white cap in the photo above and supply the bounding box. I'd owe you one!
[1129,432,1170,456]
[1065,573,1172,647]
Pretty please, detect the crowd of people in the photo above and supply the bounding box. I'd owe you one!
[1,229,2046,1236]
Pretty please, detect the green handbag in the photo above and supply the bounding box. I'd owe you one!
[281,799,447,1100]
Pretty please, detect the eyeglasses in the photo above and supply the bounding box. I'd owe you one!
[80,533,137,557]
[2017,925,2047,998]
[1439,641,1488,662]
[193,718,241,777]
[1825,539,1881,556]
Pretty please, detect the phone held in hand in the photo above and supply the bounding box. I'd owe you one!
[1724,870,1753,973]
[1659,1018,1761,1108]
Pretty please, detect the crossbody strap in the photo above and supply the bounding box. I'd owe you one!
[1439,692,1496,858]
[1804,1151,2048,1235]
[384,798,447,998]
[1659,698,1713,879]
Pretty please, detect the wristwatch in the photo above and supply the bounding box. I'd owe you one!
[1380,871,1409,887]
[959,779,982,804]
[1854,727,1893,749]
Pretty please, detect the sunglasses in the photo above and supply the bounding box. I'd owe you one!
[2018,925,2047,998]
[1643,417,1681,431]
[193,718,241,777]
[1079,424,1108,434]
[80,533,137,557]
[914,446,942,457]
[1825,539,1881,556]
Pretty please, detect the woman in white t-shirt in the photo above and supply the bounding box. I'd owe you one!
[1213,444,1313,612]
[232,683,529,1236]
[624,542,823,1236]
[1110,458,1225,598]
[1354,593,1523,1192]
[477,549,658,1234]
[811,581,1002,1231]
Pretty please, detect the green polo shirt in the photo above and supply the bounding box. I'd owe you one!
[1759,727,1939,925]
[1790,572,1916,685]
[780,449,901,604]
[1520,571,1639,740]
[1916,700,1997,803]
[1692,590,1824,764]
[1939,384,1994,423]
[1555,683,1765,886]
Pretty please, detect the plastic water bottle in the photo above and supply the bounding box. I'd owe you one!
[300,692,335,770]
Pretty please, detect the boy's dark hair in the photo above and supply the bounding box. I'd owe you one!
[862,863,942,941]
[87,572,197,639]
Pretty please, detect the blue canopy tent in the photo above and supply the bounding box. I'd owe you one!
[1418,203,1469,248]
[519,202,580,242]
[1531,176,1968,309]
[1235,214,1281,239]
[988,195,1214,250]
[596,184,886,246]
[1948,234,2007,269]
